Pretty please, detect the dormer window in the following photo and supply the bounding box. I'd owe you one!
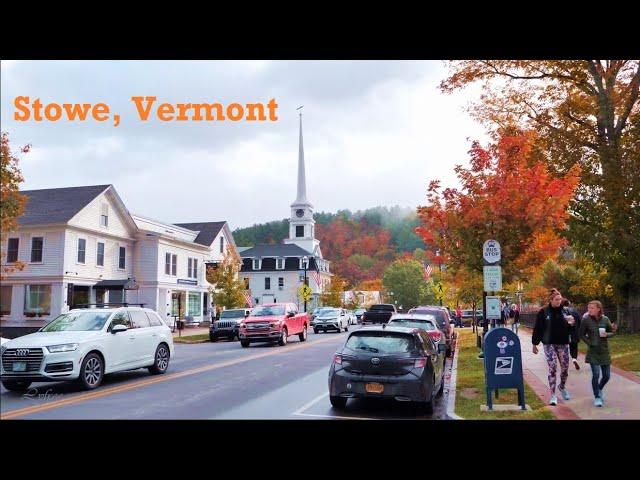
[253,259,260,270]
[276,258,284,270]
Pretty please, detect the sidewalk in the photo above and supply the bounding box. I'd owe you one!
[172,327,209,338]
[518,328,640,419]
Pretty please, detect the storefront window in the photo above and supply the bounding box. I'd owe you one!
[24,284,51,317]
[1,285,12,315]
[188,292,201,316]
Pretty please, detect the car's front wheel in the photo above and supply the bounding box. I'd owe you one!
[278,328,288,346]
[330,395,347,409]
[210,333,218,342]
[1,379,32,392]
[149,343,170,375]
[240,339,250,348]
[313,328,319,334]
[77,352,104,390]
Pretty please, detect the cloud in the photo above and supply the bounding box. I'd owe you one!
[1,60,489,229]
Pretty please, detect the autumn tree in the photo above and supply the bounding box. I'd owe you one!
[441,60,640,330]
[321,275,346,307]
[417,133,580,287]
[382,259,433,309]
[206,248,247,309]
[1,132,28,279]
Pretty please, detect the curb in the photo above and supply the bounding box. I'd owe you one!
[446,333,464,420]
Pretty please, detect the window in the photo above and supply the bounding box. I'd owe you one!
[118,246,126,269]
[296,225,304,238]
[253,259,260,270]
[42,311,111,332]
[7,238,19,263]
[265,277,271,290]
[30,236,44,263]
[24,284,52,316]
[77,238,86,263]
[188,258,198,279]
[100,204,109,227]
[188,292,201,316]
[96,242,105,267]
[220,236,224,254]
[129,310,150,329]
[109,311,132,330]
[145,311,164,327]
[1,285,12,315]
[165,253,171,275]
[171,254,177,276]
[276,258,284,270]
[278,277,284,288]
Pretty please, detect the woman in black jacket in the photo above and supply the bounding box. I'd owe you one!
[532,289,572,406]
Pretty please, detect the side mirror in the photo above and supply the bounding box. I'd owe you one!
[245,312,250,317]
[288,312,295,318]
[438,343,447,353]
[111,324,128,334]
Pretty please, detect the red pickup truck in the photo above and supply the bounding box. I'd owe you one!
[238,303,309,348]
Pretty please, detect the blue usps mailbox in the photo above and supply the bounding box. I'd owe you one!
[483,327,525,410]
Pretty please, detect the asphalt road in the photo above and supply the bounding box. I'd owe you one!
[0,327,452,420]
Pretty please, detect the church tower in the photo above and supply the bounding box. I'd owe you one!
[284,111,321,256]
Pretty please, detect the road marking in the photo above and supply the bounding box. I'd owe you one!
[292,391,329,416]
[446,336,463,420]
[1,334,346,420]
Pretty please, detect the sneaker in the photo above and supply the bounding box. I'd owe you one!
[573,359,580,370]
[594,397,603,407]
[559,388,571,401]
[549,394,558,406]
[599,389,605,402]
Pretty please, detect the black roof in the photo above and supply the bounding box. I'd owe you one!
[174,222,226,246]
[239,243,313,258]
[18,185,111,226]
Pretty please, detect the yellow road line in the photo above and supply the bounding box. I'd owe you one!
[1,335,344,420]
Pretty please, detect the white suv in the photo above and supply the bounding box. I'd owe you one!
[0,307,174,392]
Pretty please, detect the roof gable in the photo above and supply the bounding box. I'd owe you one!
[173,222,226,246]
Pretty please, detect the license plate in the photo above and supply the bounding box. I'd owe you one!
[12,362,27,372]
[365,382,384,394]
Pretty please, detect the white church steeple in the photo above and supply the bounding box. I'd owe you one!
[285,108,321,257]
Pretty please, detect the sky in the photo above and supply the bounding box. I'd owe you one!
[0,60,489,230]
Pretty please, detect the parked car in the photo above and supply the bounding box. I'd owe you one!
[460,309,483,327]
[408,306,454,357]
[387,313,445,360]
[328,325,446,413]
[0,307,174,392]
[361,304,397,325]
[311,307,333,322]
[210,308,251,342]
[312,308,350,333]
[238,303,309,347]
[347,311,358,325]
[354,308,366,323]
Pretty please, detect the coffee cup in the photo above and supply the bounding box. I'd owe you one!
[599,327,606,337]
[566,315,575,326]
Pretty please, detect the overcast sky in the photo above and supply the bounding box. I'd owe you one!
[1,60,488,230]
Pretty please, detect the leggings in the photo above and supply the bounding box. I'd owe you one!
[543,344,570,394]
[590,364,611,398]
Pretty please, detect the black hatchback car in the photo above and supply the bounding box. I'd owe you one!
[328,325,446,413]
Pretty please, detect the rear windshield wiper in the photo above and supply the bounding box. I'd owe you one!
[357,346,379,353]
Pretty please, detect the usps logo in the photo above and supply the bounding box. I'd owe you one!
[494,357,514,375]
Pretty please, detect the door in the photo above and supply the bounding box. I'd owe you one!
[287,304,302,335]
[128,310,155,366]
[105,311,135,370]
[419,331,443,389]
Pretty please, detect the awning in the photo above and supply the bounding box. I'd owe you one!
[94,278,139,290]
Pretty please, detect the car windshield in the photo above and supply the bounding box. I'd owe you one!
[251,306,285,316]
[319,308,340,316]
[221,310,246,319]
[411,309,446,328]
[346,332,415,354]
[388,318,436,330]
[41,311,111,332]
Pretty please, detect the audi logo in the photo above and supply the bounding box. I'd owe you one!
[16,349,30,357]
[370,357,380,365]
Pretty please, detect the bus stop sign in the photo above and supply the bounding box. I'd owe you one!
[483,327,525,410]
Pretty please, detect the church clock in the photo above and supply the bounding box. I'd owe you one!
[296,209,305,218]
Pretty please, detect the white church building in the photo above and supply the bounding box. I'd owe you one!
[239,113,331,312]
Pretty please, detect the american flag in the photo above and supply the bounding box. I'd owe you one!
[423,263,433,280]
[243,290,253,308]
[311,270,322,289]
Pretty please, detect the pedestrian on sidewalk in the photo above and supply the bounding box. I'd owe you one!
[510,303,520,334]
[532,289,572,406]
[562,298,582,370]
[579,300,615,407]
[456,306,463,327]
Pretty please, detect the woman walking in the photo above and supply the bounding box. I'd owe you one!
[579,300,615,407]
[532,289,572,406]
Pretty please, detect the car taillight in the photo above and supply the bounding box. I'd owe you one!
[333,354,342,365]
[428,331,442,341]
[414,358,427,369]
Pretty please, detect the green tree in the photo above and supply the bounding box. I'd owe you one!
[206,248,247,309]
[382,259,432,309]
[321,275,346,307]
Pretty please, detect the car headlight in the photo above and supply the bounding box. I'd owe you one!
[0,345,7,355]
[46,343,79,353]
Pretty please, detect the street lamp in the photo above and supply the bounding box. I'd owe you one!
[302,256,309,313]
